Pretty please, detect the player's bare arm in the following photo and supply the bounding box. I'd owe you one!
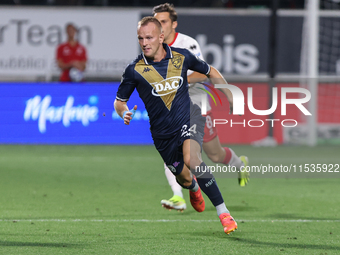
[57,59,86,71]
[206,66,234,114]
[114,100,137,125]
[187,71,208,84]
[73,60,86,71]
[57,59,73,70]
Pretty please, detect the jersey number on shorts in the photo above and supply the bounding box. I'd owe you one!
[181,124,197,137]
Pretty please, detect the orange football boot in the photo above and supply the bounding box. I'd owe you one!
[189,175,205,212]
[219,213,238,234]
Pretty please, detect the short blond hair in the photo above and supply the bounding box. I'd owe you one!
[138,16,163,33]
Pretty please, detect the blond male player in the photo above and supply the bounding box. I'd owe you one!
[153,3,249,212]
[115,16,238,234]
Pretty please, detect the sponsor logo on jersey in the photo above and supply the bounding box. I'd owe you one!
[76,47,84,55]
[134,51,185,110]
[63,47,71,55]
[151,76,183,97]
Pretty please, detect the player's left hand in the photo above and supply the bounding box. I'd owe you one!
[123,105,137,125]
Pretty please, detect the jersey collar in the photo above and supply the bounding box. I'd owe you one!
[142,43,173,65]
[168,32,178,46]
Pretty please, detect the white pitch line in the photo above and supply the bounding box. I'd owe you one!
[0,219,340,223]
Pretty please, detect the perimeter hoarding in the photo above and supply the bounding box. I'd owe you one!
[1,8,339,79]
[142,12,304,75]
[0,82,152,144]
[0,8,139,78]
[1,8,306,80]
[1,82,338,145]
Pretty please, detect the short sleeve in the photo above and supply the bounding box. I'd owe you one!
[194,43,204,61]
[187,39,204,61]
[186,39,204,76]
[116,64,137,102]
[186,50,210,76]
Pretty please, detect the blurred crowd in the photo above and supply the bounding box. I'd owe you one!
[1,0,306,9]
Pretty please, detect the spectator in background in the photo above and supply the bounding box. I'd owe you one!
[56,23,87,82]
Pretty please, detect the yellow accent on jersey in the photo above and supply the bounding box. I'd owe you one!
[134,52,185,111]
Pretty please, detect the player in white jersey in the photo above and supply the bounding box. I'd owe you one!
[153,3,250,211]
[169,33,208,109]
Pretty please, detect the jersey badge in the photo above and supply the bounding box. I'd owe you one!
[171,55,183,69]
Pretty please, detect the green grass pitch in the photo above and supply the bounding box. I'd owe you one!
[0,145,339,254]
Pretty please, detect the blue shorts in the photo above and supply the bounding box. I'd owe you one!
[153,104,205,175]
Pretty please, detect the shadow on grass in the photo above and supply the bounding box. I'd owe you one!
[268,213,340,221]
[227,205,257,212]
[190,231,340,251]
[180,204,256,215]
[0,240,80,248]
[228,237,340,251]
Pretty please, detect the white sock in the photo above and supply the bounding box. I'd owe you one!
[164,163,183,198]
[216,203,230,216]
[189,173,199,192]
[227,148,244,169]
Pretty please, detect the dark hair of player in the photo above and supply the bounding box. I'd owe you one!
[152,3,178,22]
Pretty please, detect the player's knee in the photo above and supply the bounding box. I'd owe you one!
[184,154,202,170]
[183,153,191,169]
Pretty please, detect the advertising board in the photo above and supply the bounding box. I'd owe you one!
[0,82,152,144]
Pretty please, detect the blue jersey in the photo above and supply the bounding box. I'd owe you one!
[116,43,210,139]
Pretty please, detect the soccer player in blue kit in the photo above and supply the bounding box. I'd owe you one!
[154,3,249,212]
[114,17,237,234]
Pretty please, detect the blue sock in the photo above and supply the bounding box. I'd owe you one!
[195,162,224,207]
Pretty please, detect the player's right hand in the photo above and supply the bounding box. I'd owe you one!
[123,105,137,125]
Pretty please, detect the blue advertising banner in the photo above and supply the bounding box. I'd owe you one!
[0,82,153,144]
